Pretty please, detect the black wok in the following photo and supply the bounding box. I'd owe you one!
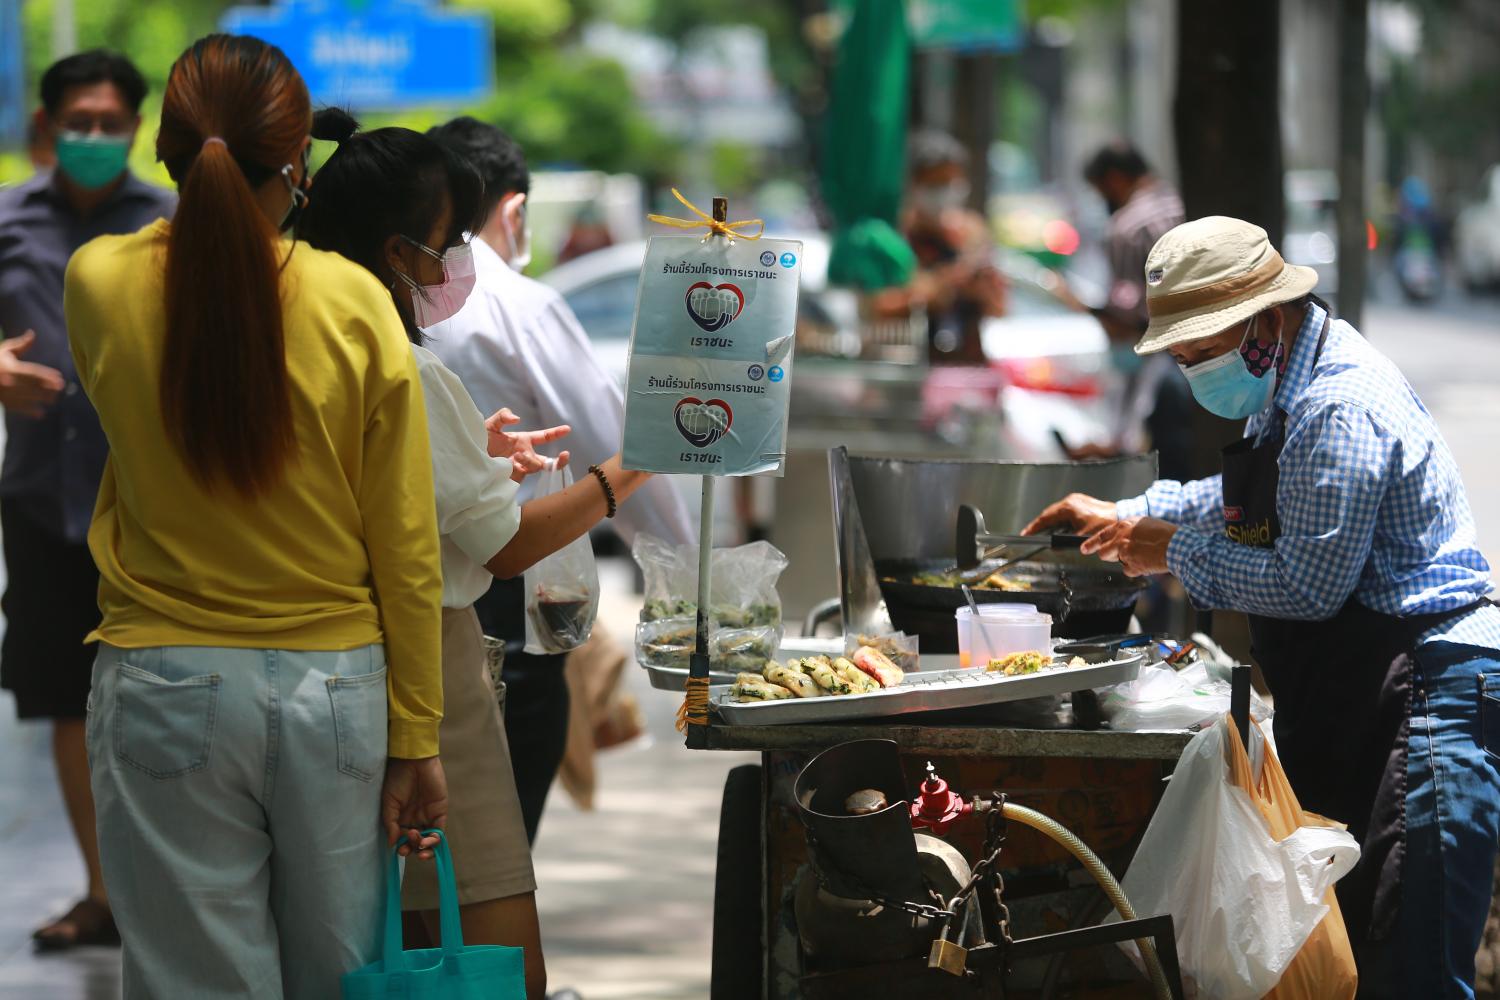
[875,556,1145,652]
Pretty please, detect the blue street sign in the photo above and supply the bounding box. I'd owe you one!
[0,0,26,147]
[222,0,494,109]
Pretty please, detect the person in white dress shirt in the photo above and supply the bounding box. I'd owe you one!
[426,117,694,843]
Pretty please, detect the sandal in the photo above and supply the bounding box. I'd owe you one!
[33,897,120,951]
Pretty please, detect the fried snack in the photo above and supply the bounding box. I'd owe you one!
[851,646,905,688]
[833,657,880,693]
[731,677,794,702]
[986,650,1051,676]
[805,658,855,695]
[765,663,823,698]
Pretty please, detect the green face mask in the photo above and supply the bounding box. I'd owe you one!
[55,131,132,190]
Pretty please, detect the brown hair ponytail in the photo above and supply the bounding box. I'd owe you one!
[156,34,310,496]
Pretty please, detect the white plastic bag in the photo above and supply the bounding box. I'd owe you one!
[1114,716,1360,999]
[523,462,599,654]
[1102,660,1270,731]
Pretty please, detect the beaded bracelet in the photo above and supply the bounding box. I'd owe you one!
[587,464,617,518]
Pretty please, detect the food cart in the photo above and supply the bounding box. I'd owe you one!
[673,450,1208,998]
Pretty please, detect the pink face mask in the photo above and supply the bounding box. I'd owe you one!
[396,237,476,328]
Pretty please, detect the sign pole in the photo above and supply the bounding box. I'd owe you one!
[683,196,730,750]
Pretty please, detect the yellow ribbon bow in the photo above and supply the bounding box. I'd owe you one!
[647,188,765,241]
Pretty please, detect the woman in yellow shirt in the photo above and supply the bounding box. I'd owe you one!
[63,35,446,999]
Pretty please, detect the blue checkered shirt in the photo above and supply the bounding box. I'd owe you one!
[1116,302,1500,650]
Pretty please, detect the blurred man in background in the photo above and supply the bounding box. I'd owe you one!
[874,129,1006,364]
[1063,141,1193,481]
[426,117,693,845]
[0,49,174,951]
[557,202,614,265]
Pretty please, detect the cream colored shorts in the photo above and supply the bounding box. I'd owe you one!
[402,606,536,910]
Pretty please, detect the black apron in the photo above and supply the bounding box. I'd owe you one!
[1218,319,1484,970]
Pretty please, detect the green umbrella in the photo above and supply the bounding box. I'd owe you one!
[823,0,917,292]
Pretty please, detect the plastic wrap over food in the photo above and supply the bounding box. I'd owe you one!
[632,533,788,628]
[634,616,783,674]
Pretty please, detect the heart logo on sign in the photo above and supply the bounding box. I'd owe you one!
[674,396,733,448]
[684,282,744,332]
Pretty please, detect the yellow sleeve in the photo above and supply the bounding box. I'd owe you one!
[63,245,98,389]
[360,319,445,758]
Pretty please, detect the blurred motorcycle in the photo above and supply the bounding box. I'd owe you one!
[1395,230,1442,303]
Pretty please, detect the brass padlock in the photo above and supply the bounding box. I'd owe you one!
[927,898,973,976]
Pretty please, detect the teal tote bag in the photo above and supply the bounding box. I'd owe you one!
[343,831,526,999]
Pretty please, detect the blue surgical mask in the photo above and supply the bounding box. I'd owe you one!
[1180,317,1281,420]
[54,131,131,190]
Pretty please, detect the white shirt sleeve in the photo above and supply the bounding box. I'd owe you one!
[413,346,522,565]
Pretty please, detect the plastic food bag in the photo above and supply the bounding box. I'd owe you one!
[523,462,599,654]
[845,631,920,672]
[634,617,782,673]
[1101,660,1270,731]
[633,534,788,628]
[1114,715,1360,999]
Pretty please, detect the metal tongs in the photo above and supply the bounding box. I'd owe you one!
[954,503,1089,576]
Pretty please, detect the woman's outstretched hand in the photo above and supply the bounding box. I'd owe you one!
[485,407,570,482]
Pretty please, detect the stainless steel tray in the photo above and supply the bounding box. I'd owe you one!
[643,663,739,691]
[711,653,1143,726]
[640,636,848,692]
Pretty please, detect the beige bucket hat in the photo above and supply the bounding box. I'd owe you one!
[1136,216,1319,355]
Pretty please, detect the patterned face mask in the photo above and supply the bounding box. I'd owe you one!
[1239,330,1287,379]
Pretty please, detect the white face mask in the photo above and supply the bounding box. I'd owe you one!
[501,193,532,272]
[913,178,970,216]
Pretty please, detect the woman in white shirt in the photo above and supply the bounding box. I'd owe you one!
[299,110,654,1000]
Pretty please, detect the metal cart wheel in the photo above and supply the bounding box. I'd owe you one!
[711,763,764,1000]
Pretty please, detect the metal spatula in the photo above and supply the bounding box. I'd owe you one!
[954,504,1088,575]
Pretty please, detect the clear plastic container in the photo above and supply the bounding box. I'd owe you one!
[955,604,1053,669]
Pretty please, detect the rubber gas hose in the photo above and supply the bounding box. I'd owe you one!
[1002,802,1174,1000]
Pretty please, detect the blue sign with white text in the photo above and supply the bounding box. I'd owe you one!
[222,0,494,109]
[0,0,25,147]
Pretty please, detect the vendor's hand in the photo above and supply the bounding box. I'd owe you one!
[485,408,570,482]
[1079,516,1177,577]
[0,331,65,418]
[1023,493,1118,537]
[382,756,449,859]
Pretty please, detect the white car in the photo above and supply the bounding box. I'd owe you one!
[540,236,1115,461]
[1456,165,1500,291]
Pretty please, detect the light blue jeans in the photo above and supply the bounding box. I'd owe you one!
[1400,642,1500,999]
[87,643,390,999]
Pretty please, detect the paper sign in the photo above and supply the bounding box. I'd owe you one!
[622,235,802,476]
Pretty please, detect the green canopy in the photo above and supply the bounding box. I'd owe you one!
[822,0,917,292]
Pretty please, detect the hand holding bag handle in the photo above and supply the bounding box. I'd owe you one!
[380,830,465,971]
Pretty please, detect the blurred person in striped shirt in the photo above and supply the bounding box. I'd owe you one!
[1061,142,1194,481]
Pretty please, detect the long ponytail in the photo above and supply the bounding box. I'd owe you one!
[157,35,310,496]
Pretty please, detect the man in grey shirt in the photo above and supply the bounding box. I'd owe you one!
[0,49,174,950]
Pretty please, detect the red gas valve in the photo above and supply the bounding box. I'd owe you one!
[909,761,971,835]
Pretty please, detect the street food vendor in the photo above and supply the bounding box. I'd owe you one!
[1026,215,1500,998]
